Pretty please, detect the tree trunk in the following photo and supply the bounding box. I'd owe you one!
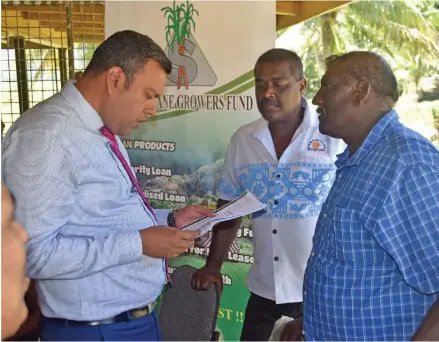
[320,11,338,70]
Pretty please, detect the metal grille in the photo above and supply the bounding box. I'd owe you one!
[1,1,105,135]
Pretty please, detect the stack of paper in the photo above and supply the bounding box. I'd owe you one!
[180,190,267,237]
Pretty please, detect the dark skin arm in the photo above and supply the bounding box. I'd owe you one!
[191,199,241,293]
[412,297,439,341]
[7,281,40,340]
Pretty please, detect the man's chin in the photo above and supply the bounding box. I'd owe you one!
[117,128,132,137]
[318,123,339,139]
[261,110,283,122]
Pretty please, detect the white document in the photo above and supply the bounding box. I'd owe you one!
[180,190,267,237]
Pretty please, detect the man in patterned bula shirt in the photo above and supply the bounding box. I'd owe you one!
[302,51,439,341]
[191,48,345,341]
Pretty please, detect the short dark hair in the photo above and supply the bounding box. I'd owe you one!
[84,30,172,86]
[255,48,303,80]
[325,51,399,104]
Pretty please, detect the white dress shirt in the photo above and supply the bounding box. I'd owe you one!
[2,81,169,320]
[216,98,346,304]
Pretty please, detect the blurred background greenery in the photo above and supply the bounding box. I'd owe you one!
[276,0,439,147]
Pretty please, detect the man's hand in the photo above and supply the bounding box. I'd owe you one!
[280,317,304,341]
[139,226,199,258]
[174,204,215,228]
[191,265,224,294]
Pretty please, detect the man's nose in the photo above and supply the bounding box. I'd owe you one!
[264,85,275,98]
[146,102,157,116]
[312,91,322,106]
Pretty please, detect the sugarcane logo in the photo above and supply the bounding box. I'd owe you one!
[161,0,217,90]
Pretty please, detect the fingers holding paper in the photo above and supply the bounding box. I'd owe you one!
[174,204,215,228]
[139,226,199,259]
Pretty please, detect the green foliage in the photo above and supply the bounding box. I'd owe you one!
[303,60,321,100]
[181,1,198,38]
[283,1,439,101]
[149,199,171,209]
[240,215,252,230]
[161,0,199,51]
[238,239,253,256]
[431,108,439,146]
[298,2,438,67]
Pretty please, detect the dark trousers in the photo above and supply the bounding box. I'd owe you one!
[40,312,162,341]
[240,292,302,341]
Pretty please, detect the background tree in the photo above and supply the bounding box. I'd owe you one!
[294,0,439,98]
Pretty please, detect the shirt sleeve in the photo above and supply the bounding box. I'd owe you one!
[373,163,439,295]
[154,209,171,226]
[2,130,143,280]
[215,133,244,201]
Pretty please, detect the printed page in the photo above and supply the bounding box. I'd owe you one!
[180,190,266,236]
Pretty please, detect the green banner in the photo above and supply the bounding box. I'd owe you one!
[123,95,258,341]
[108,1,275,339]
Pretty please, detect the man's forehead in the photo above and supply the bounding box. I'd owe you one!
[141,60,165,75]
[131,67,165,94]
[255,61,294,79]
[324,60,347,79]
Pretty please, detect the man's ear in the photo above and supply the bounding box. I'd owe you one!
[354,78,371,106]
[106,67,125,95]
[299,78,307,96]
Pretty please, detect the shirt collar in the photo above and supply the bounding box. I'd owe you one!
[335,109,399,169]
[60,80,104,132]
[252,97,317,141]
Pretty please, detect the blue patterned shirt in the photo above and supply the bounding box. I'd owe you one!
[216,98,346,303]
[1,81,170,321]
[303,110,439,340]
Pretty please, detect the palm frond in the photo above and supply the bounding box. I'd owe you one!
[344,0,439,54]
[343,14,396,58]
[327,14,346,55]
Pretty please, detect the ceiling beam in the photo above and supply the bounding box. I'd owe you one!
[277,1,351,31]
[2,4,104,14]
[3,1,352,44]
[276,1,300,16]
[2,7,104,47]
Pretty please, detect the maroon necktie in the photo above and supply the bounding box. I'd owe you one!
[101,126,171,282]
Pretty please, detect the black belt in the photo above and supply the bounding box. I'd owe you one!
[44,302,155,326]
